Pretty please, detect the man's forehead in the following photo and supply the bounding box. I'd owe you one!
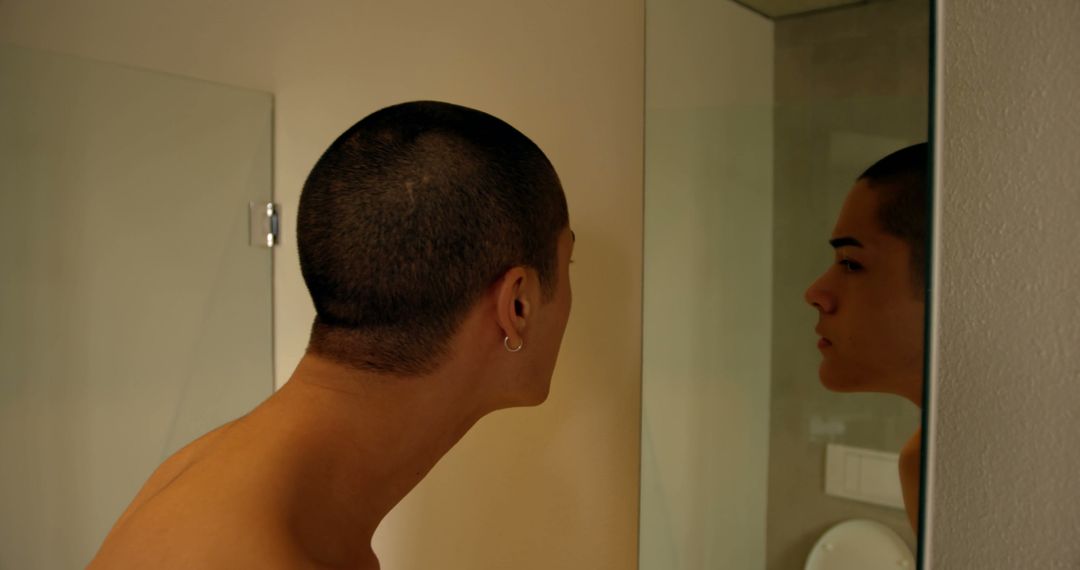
[832,182,885,245]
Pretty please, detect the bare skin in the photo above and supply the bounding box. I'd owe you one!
[899,428,922,532]
[89,230,574,569]
[806,180,924,533]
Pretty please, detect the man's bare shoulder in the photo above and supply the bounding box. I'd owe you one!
[87,419,324,569]
[117,421,237,519]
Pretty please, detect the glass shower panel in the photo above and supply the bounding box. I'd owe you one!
[0,45,274,568]
[641,1,775,567]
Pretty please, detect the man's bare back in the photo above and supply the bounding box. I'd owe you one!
[86,351,506,569]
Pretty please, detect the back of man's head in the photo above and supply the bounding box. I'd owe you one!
[297,101,568,375]
[858,142,930,291]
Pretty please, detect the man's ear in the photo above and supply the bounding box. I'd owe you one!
[495,267,532,347]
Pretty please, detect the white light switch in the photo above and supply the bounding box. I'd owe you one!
[824,443,905,510]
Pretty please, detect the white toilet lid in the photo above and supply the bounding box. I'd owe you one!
[804,519,915,570]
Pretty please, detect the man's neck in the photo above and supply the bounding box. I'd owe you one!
[254,352,490,567]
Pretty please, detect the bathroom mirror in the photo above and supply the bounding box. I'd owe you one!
[639,0,933,568]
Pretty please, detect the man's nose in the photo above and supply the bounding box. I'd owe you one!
[805,275,835,314]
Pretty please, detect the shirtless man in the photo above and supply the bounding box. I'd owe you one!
[89,101,575,569]
[804,143,929,532]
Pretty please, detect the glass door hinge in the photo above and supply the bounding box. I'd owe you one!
[249,202,280,248]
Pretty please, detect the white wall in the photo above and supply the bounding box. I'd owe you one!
[927,0,1080,567]
[0,2,644,568]
[640,1,773,568]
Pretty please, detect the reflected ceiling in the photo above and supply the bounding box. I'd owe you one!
[732,0,867,19]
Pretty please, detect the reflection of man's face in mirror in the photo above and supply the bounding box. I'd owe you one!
[805,145,928,406]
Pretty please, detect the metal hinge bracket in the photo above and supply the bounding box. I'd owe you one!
[249,202,280,248]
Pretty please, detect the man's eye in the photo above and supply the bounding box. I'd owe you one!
[838,259,864,272]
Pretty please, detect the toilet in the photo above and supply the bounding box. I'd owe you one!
[804,519,915,570]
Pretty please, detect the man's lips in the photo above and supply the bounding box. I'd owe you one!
[818,337,832,349]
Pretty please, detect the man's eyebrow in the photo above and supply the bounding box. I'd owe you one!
[829,236,863,249]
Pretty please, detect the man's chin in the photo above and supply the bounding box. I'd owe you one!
[821,380,860,393]
[818,363,862,393]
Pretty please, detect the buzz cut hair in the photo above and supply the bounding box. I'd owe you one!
[858,142,930,293]
[297,101,568,375]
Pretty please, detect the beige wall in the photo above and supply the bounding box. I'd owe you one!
[927,0,1080,567]
[0,2,644,568]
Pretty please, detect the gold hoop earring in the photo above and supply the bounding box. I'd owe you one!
[504,336,524,353]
